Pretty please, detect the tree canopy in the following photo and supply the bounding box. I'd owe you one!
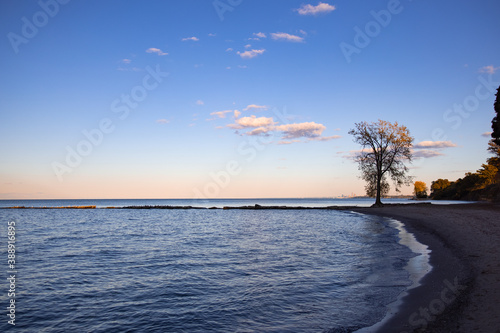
[492,86,500,146]
[349,120,414,206]
[414,181,428,198]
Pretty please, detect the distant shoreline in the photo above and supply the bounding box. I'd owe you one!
[0,202,434,210]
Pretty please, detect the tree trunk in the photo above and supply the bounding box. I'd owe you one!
[373,171,383,207]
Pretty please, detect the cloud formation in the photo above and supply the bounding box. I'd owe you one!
[146,48,168,56]
[413,141,457,149]
[243,104,268,111]
[482,132,493,137]
[237,49,266,59]
[479,65,500,74]
[253,32,267,38]
[156,119,170,124]
[270,32,304,42]
[182,36,199,42]
[228,115,276,129]
[274,122,325,139]
[210,110,233,119]
[296,2,336,15]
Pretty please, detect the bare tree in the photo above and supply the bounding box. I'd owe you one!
[349,120,414,206]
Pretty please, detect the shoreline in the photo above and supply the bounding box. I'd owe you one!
[351,203,500,332]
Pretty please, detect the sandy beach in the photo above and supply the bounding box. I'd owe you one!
[352,203,500,333]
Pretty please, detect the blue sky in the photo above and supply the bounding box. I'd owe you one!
[1,0,499,199]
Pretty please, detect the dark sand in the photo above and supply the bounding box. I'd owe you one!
[352,203,500,333]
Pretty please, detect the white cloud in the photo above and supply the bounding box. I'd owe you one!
[156,119,170,124]
[208,33,216,37]
[226,115,335,144]
[146,48,168,56]
[121,59,131,64]
[196,100,204,105]
[226,48,233,52]
[482,131,493,137]
[413,141,457,149]
[238,65,248,69]
[182,36,199,42]
[270,32,304,42]
[296,2,336,15]
[274,122,325,139]
[243,104,268,111]
[245,44,252,49]
[253,32,267,38]
[210,110,233,119]
[237,49,266,59]
[227,115,275,129]
[479,65,500,74]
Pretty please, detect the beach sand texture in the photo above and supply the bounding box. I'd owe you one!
[353,203,500,333]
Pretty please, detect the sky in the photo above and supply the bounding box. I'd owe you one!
[0,0,499,199]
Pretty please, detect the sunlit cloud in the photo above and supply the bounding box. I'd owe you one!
[296,2,336,15]
[479,65,500,74]
[253,32,267,38]
[228,115,276,129]
[270,32,304,42]
[413,141,457,149]
[243,104,268,111]
[226,115,336,143]
[146,48,168,56]
[237,49,266,59]
[121,59,131,64]
[274,122,325,139]
[182,36,199,42]
[245,44,252,49]
[482,132,492,137]
[226,48,233,52]
[210,110,233,119]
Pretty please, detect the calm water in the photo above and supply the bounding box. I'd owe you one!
[0,197,470,208]
[0,200,425,332]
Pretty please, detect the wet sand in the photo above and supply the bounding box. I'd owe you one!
[352,203,500,333]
